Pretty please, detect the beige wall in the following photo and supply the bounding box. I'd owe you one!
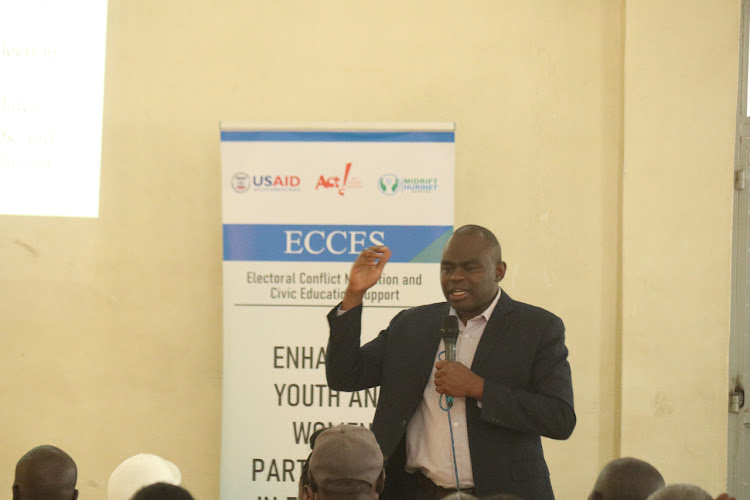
[0,1,738,498]
[621,0,739,491]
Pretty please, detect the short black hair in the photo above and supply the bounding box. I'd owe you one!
[131,483,194,500]
[309,427,328,449]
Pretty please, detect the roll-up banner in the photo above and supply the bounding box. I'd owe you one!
[219,122,455,499]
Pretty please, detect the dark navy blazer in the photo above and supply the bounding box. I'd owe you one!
[326,290,575,499]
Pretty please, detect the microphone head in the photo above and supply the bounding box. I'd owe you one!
[441,315,459,341]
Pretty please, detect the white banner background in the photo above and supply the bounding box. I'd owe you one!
[220,123,454,500]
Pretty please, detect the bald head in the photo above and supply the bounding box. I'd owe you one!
[589,457,665,500]
[13,445,78,500]
[451,224,503,263]
[646,484,713,500]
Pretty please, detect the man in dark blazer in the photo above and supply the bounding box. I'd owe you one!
[326,225,575,499]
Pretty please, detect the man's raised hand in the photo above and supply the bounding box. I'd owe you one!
[341,246,392,310]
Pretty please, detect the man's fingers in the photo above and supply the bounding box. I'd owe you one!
[375,247,392,268]
[357,246,391,266]
[368,246,390,264]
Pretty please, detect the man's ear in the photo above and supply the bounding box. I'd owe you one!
[72,489,79,500]
[12,484,19,500]
[495,261,507,282]
[303,484,315,499]
[375,469,386,493]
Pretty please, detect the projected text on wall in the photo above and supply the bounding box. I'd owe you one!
[0,1,108,218]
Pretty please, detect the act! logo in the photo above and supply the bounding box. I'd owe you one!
[315,162,362,196]
[377,174,400,195]
[232,172,301,193]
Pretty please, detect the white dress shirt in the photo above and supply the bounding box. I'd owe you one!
[405,288,502,488]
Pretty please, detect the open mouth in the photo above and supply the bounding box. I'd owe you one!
[449,289,468,299]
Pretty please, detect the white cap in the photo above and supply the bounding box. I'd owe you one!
[107,454,181,500]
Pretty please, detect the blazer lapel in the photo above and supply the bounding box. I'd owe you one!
[471,290,515,372]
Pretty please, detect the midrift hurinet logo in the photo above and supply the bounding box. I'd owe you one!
[231,172,301,193]
[377,174,400,195]
[377,174,438,195]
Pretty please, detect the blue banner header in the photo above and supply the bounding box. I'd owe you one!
[223,224,453,262]
[220,131,455,143]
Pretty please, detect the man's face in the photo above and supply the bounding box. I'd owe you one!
[440,233,506,323]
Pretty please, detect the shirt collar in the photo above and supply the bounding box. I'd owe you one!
[449,287,502,326]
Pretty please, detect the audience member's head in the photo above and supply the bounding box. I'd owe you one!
[588,457,665,500]
[714,494,737,500]
[12,445,78,500]
[131,482,195,500]
[299,427,330,500]
[646,484,713,500]
[307,425,385,500]
[443,493,479,500]
[107,454,181,500]
[481,494,524,500]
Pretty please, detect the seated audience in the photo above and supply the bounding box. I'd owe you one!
[12,445,78,500]
[131,482,195,500]
[108,453,181,500]
[646,484,713,500]
[588,457,665,500]
[305,424,385,500]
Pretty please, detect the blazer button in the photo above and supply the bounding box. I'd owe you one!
[400,420,407,427]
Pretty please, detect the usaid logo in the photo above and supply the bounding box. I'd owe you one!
[241,174,302,192]
[231,172,250,193]
[377,174,400,195]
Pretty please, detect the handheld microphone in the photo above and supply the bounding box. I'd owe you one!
[441,315,459,408]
